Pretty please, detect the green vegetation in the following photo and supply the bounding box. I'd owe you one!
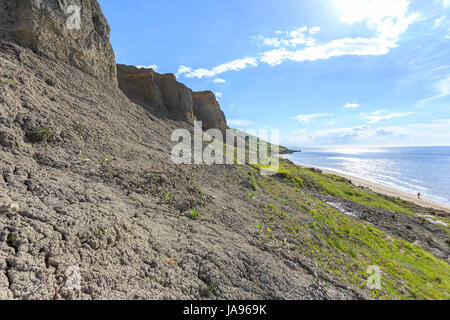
[231,128,291,154]
[191,209,200,220]
[2,79,17,86]
[6,234,16,247]
[251,158,450,300]
[103,155,111,166]
[75,154,90,165]
[163,193,173,202]
[26,126,53,143]
[255,159,414,215]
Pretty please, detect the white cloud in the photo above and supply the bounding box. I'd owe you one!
[344,103,360,108]
[418,76,450,105]
[365,111,413,123]
[177,0,418,78]
[136,64,159,71]
[283,125,407,145]
[291,128,307,135]
[282,119,450,146]
[434,16,446,28]
[176,57,258,79]
[444,0,449,8]
[261,37,393,66]
[229,104,236,108]
[175,65,192,78]
[228,119,253,126]
[213,78,226,83]
[337,0,419,41]
[309,27,321,34]
[255,26,317,48]
[214,92,223,99]
[293,113,334,122]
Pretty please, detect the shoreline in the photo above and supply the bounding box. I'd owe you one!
[283,158,450,213]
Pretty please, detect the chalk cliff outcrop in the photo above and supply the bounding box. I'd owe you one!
[0,0,117,84]
[117,65,227,131]
[117,64,194,121]
[192,91,227,134]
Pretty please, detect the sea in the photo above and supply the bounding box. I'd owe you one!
[283,146,450,206]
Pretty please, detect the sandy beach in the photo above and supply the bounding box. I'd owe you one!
[295,164,450,213]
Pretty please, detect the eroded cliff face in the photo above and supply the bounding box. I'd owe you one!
[192,91,227,134]
[0,0,117,84]
[117,65,227,131]
[116,64,194,121]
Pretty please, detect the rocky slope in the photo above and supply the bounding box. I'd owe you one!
[0,0,448,301]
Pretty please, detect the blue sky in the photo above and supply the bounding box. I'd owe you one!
[99,0,450,147]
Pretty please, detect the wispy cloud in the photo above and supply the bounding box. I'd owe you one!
[309,27,321,34]
[214,92,223,99]
[293,113,333,122]
[344,103,360,108]
[213,78,226,83]
[254,26,317,48]
[434,16,446,28]
[228,119,253,126]
[136,64,159,71]
[283,119,450,146]
[365,111,413,123]
[176,57,258,79]
[417,76,450,105]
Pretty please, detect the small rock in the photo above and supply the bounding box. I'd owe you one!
[0,202,20,214]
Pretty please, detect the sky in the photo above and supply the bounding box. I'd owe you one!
[98,0,450,147]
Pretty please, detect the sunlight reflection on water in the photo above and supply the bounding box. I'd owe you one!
[285,146,450,206]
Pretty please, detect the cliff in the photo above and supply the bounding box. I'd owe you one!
[192,91,227,134]
[116,64,194,121]
[0,0,117,84]
[0,0,448,301]
[117,65,228,132]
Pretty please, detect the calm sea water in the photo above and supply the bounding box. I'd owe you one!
[283,146,450,206]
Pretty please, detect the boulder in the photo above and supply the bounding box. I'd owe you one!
[0,0,117,84]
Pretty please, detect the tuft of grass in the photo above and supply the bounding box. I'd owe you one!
[103,155,110,166]
[250,180,258,191]
[75,154,90,165]
[256,223,263,233]
[6,234,16,247]
[191,209,200,220]
[26,126,53,143]
[163,193,173,202]
[5,79,17,86]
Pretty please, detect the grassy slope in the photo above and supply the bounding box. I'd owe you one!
[249,159,449,300]
[230,128,291,154]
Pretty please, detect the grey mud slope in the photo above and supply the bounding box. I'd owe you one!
[0,40,366,300]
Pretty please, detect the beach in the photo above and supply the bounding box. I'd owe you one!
[308,165,450,213]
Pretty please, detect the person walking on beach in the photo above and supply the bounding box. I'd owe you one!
[418,192,421,200]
